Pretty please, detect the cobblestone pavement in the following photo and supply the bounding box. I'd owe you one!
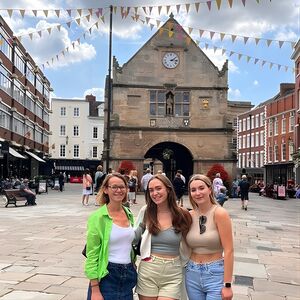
[0,183,299,300]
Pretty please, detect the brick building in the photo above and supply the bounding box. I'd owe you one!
[0,16,51,178]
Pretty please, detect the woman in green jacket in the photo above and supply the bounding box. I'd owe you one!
[85,173,137,300]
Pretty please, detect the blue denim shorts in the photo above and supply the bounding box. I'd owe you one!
[185,259,224,300]
[87,262,137,300]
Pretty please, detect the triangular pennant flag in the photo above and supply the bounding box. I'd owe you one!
[207,1,212,11]
[55,10,60,17]
[156,20,161,27]
[213,46,217,53]
[228,0,233,8]
[269,62,273,69]
[126,7,130,15]
[134,7,138,14]
[168,30,174,38]
[205,43,209,50]
[76,18,81,25]
[222,49,226,55]
[113,6,117,14]
[199,29,204,37]
[77,38,80,45]
[254,58,259,64]
[7,9,13,18]
[95,21,99,29]
[72,42,75,49]
[43,10,48,17]
[88,8,93,15]
[140,19,145,24]
[266,39,272,47]
[89,28,92,34]
[38,30,42,37]
[176,5,181,14]
[51,58,54,64]
[67,9,72,17]
[195,3,200,12]
[142,7,147,14]
[238,53,242,60]
[66,47,69,52]
[285,66,288,72]
[149,7,153,14]
[62,50,65,56]
[246,56,251,62]
[166,6,171,14]
[56,25,61,32]
[241,0,246,6]
[278,40,284,48]
[243,36,249,44]
[47,61,50,66]
[47,28,52,35]
[158,6,162,15]
[186,36,191,45]
[86,14,90,22]
[20,10,25,18]
[186,4,190,13]
[77,9,82,16]
[216,0,222,10]
[210,31,215,39]
[29,33,33,40]
[135,14,140,21]
[229,51,234,57]
[277,64,281,71]
[188,27,193,34]
[56,54,59,61]
[145,17,150,24]
[99,8,103,15]
[96,10,101,18]
[231,35,237,42]
[67,22,71,28]
[220,33,225,41]
[255,38,260,45]
[261,60,266,67]
[100,16,105,23]
[150,24,154,30]
[256,0,260,3]
[32,10,37,17]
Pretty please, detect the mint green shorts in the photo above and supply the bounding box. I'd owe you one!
[136,255,182,299]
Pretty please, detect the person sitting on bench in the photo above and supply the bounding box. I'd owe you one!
[19,182,37,206]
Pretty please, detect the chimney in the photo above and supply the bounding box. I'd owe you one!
[85,94,96,102]
[279,83,295,96]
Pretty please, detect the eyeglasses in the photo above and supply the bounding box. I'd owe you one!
[108,185,126,192]
[199,215,207,234]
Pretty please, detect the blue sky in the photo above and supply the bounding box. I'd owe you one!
[0,0,298,106]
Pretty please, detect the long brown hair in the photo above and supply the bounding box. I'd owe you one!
[145,174,191,238]
[96,173,128,205]
[188,174,217,209]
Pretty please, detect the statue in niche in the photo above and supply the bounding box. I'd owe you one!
[166,91,174,116]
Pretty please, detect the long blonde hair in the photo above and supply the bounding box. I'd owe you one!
[188,174,217,209]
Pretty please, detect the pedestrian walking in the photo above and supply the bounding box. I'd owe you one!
[128,170,138,205]
[140,168,153,195]
[94,165,103,194]
[82,169,93,206]
[58,172,64,192]
[173,171,185,207]
[239,175,250,210]
[85,173,137,300]
[134,174,192,300]
[185,174,234,300]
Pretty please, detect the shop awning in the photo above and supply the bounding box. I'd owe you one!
[25,151,46,163]
[55,165,84,171]
[9,147,26,159]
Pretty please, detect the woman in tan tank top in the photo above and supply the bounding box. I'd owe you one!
[185,174,233,300]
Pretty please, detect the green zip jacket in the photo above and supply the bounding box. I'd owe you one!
[84,204,135,280]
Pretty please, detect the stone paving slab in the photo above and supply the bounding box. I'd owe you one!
[0,184,299,299]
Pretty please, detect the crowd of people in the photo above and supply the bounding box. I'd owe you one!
[84,169,234,300]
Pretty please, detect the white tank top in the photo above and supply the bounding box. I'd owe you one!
[108,223,135,264]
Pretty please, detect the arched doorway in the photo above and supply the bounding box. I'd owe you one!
[144,142,193,181]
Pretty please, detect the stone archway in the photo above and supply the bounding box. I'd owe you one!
[144,142,193,181]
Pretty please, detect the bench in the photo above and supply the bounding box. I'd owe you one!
[3,189,27,207]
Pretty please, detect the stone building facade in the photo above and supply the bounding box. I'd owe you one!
[104,16,252,180]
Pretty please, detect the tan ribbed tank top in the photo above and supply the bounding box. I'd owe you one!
[186,205,223,254]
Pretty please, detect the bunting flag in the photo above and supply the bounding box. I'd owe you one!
[216,0,222,10]
[195,3,200,12]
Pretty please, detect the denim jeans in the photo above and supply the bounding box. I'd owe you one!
[185,259,224,300]
[87,262,137,300]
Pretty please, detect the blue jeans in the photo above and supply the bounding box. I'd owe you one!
[185,259,224,300]
[87,262,137,300]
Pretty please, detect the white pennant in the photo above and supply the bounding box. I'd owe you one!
[7,9,13,18]
[55,10,60,17]
[32,10,37,17]
[43,10,48,17]
[20,10,25,18]
[176,5,181,14]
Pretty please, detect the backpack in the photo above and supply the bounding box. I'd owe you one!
[128,178,136,188]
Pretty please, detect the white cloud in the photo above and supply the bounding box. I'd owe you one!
[228,88,241,99]
[84,87,104,101]
[253,80,259,86]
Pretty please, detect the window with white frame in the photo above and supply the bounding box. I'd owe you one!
[60,125,66,136]
[260,131,264,146]
[238,154,242,168]
[232,137,237,149]
[92,146,98,158]
[268,119,273,137]
[289,112,295,132]
[255,115,259,128]
[260,151,264,167]
[74,107,79,117]
[282,117,286,134]
[60,107,66,116]
[260,113,264,127]
[274,144,279,161]
[268,146,273,162]
[274,117,278,135]
[238,136,242,149]
[60,144,65,157]
[247,117,250,130]
[243,119,246,132]
[242,153,246,168]
[251,133,254,147]
[255,132,259,146]
[247,134,250,147]
[93,126,98,139]
[233,117,237,128]
[251,115,255,129]
[255,152,259,167]
[243,135,246,149]
[73,125,79,136]
[289,141,294,160]
[73,144,79,157]
[238,120,242,132]
[281,141,286,161]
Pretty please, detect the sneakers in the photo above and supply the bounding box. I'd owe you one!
[244,206,247,211]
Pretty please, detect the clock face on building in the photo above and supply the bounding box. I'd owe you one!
[162,52,179,69]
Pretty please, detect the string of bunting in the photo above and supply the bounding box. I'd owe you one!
[0,0,271,19]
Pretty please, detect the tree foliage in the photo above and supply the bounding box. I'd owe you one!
[207,163,230,184]
[118,160,135,175]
